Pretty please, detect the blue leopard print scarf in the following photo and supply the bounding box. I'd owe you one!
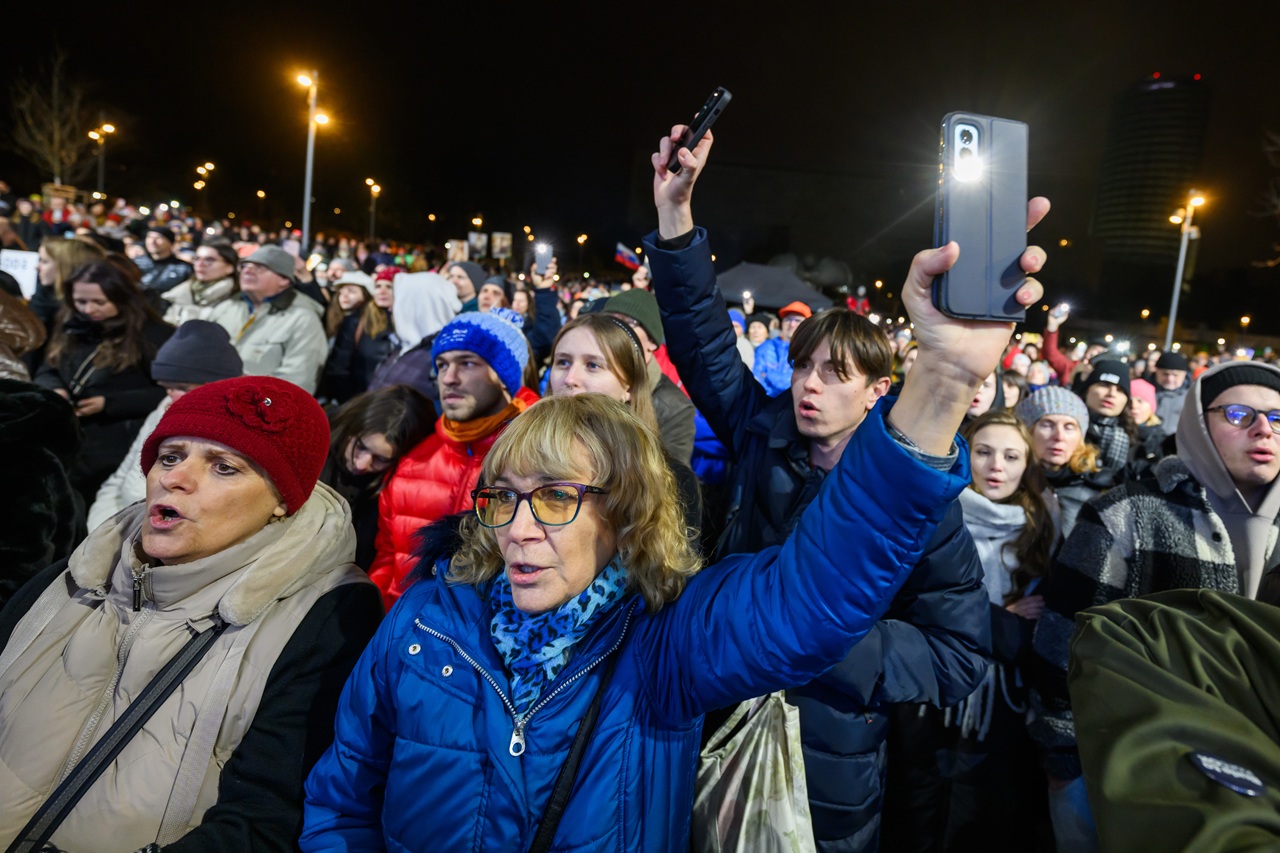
[488,558,630,716]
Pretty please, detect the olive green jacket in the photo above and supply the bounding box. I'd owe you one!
[1070,590,1280,852]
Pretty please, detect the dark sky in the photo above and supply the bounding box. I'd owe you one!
[4,2,1279,332]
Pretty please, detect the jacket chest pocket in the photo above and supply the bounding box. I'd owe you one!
[395,636,492,752]
[242,341,284,372]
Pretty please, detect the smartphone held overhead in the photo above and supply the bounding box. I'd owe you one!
[668,87,732,174]
[932,112,1029,322]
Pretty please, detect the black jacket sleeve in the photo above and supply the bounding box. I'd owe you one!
[524,288,561,366]
[810,501,992,708]
[165,582,383,853]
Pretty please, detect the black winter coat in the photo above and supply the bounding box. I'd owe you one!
[321,310,396,404]
[646,227,991,852]
[33,316,173,509]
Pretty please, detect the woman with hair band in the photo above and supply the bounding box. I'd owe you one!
[546,313,702,543]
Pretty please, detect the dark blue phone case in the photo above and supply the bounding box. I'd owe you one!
[933,113,1028,322]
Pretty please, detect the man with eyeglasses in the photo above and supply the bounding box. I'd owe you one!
[1028,360,1280,844]
[368,311,540,611]
[206,245,328,393]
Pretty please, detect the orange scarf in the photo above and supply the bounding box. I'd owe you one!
[440,395,529,445]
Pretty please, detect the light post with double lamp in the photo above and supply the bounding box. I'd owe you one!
[1164,190,1205,351]
[296,72,330,253]
[366,179,381,241]
[87,122,116,198]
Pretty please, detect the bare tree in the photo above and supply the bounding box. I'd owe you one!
[8,50,94,186]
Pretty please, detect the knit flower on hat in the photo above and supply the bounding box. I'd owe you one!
[225,386,294,433]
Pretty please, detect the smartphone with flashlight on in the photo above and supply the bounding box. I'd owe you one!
[932,112,1029,322]
[668,86,732,174]
[534,242,553,275]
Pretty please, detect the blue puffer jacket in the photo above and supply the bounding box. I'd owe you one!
[752,335,793,396]
[646,227,991,851]
[301,401,968,852]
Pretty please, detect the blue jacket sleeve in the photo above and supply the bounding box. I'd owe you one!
[636,400,970,723]
[644,228,770,455]
[812,502,992,708]
[301,599,401,850]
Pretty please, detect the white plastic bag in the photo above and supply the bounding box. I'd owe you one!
[691,692,818,853]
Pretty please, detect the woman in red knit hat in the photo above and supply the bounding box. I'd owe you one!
[0,375,383,852]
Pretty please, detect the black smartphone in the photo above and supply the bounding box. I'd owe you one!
[534,242,553,275]
[932,112,1028,322]
[667,86,732,173]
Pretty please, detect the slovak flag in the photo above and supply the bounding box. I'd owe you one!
[614,242,641,270]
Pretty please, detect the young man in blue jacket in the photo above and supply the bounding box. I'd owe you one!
[644,130,995,851]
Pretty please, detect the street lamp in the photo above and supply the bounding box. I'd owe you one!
[87,122,116,196]
[297,70,322,252]
[1163,190,1205,351]
[366,179,381,241]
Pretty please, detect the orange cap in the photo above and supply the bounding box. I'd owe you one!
[778,301,813,319]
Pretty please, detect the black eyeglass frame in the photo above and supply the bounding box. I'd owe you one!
[470,482,609,528]
[1204,404,1280,434]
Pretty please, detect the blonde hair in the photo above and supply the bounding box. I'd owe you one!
[549,314,658,434]
[448,394,700,610]
[42,237,106,299]
[1067,441,1103,476]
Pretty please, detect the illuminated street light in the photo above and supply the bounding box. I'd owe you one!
[874,280,883,289]
[1164,190,1206,351]
[471,216,483,227]
[427,213,437,222]
[204,162,215,171]
[1241,315,1252,329]
[88,120,116,195]
[367,180,382,241]
[576,234,588,245]
[298,69,320,251]
[1140,308,1150,319]
[256,190,266,199]
[314,113,329,125]
[523,225,532,234]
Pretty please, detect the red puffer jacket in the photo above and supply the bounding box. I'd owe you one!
[368,388,539,610]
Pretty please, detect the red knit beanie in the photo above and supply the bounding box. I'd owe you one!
[140,376,330,514]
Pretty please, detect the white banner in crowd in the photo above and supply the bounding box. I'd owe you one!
[0,250,39,299]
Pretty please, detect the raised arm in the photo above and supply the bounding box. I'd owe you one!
[639,181,1049,718]
[644,129,780,452]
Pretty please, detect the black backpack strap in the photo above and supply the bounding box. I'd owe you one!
[527,650,621,853]
[6,618,230,853]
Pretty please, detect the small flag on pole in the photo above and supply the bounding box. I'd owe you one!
[614,242,641,270]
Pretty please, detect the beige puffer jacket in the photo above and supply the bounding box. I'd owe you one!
[0,482,369,851]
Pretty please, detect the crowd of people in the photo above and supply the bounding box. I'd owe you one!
[0,122,1278,853]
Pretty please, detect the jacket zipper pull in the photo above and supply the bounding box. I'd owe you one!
[132,573,144,611]
[509,721,526,757]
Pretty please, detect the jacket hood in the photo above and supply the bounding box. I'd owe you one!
[0,378,80,460]
[393,272,461,351]
[69,481,357,625]
[1176,360,1280,598]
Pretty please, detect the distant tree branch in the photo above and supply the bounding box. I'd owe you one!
[8,49,95,186]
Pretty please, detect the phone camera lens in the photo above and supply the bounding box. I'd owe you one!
[959,129,974,145]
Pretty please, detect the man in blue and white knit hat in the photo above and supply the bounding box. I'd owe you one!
[368,309,536,609]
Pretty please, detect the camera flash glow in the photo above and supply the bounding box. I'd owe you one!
[954,155,983,182]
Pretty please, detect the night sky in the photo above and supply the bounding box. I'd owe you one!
[3,2,1278,333]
